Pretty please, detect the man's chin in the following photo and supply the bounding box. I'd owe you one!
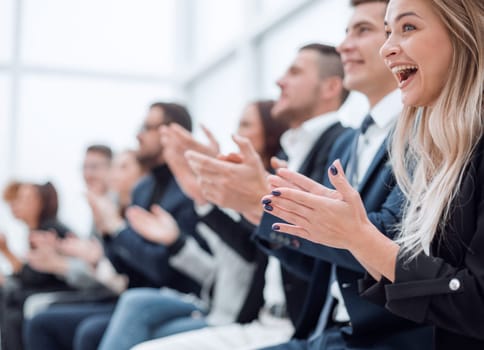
[136,153,160,169]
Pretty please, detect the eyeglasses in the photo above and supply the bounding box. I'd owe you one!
[138,122,165,134]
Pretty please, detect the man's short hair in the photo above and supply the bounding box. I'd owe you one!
[351,0,389,6]
[86,144,113,160]
[150,102,192,132]
[299,43,350,104]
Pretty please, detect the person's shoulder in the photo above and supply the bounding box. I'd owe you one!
[331,128,357,153]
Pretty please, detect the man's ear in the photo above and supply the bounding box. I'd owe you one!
[320,76,344,101]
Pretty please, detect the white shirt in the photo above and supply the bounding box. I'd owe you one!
[354,90,402,185]
[332,89,402,323]
[266,111,342,309]
[280,112,341,172]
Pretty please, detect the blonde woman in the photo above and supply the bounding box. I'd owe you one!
[261,0,484,348]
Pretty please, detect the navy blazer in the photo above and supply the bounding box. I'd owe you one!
[254,122,347,336]
[255,128,432,348]
[103,165,201,294]
[361,138,484,349]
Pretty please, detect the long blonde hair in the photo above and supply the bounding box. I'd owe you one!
[391,0,484,259]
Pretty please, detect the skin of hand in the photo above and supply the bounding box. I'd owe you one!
[125,205,180,245]
[160,124,219,205]
[270,156,288,170]
[185,134,270,225]
[57,236,103,266]
[262,160,399,281]
[29,230,58,249]
[27,244,68,275]
[0,233,10,253]
[86,191,124,236]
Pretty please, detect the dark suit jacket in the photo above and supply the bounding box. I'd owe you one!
[103,165,202,294]
[254,121,347,336]
[361,138,484,349]
[256,128,433,348]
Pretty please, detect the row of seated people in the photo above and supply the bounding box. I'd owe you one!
[0,146,146,349]
[1,0,483,349]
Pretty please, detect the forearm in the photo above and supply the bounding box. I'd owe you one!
[64,258,101,289]
[349,223,399,282]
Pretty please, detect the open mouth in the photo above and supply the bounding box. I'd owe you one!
[391,65,418,85]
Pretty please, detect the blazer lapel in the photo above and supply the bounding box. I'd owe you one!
[298,123,344,178]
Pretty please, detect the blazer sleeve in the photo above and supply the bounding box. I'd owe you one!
[253,212,315,281]
[103,227,171,287]
[102,178,200,287]
[199,206,257,262]
[361,159,484,340]
[254,184,404,274]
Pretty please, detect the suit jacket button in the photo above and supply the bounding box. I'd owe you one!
[291,239,300,248]
[449,278,461,291]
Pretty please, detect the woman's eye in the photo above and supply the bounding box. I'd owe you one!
[403,24,416,32]
[385,30,391,39]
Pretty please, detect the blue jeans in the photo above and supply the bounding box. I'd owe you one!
[98,288,208,350]
[24,302,115,350]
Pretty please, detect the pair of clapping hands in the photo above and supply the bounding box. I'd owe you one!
[109,123,370,251]
[113,123,275,245]
[26,231,102,275]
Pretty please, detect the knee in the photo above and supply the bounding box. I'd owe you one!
[73,318,104,350]
[23,312,50,348]
[116,288,158,312]
[26,312,50,337]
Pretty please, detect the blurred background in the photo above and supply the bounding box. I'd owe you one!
[0,0,368,268]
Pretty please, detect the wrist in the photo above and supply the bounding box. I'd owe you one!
[349,222,399,282]
[347,220,377,253]
[104,218,125,236]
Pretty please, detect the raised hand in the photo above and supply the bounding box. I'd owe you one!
[160,124,220,205]
[29,230,58,249]
[261,160,368,249]
[270,156,288,170]
[125,205,180,245]
[27,245,67,275]
[186,134,270,224]
[86,191,124,236]
[267,167,343,200]
[57,236,103,266]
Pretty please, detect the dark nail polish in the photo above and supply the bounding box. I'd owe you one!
[264,204,273,212]
[272,224,280,231]
[272,190,281,196]
[262,198,272,205]
[330,165,338,176]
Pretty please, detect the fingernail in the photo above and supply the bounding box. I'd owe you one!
[272,224,280,231]
[264,205,273,212]
[272,190,281,196]
[262,198,272,205]
[330,165,338,176]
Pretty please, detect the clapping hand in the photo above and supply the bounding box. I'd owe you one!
[186,134,270,224]
[126,205,180,245]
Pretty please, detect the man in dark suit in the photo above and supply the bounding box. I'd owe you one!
[153,43,349,350]
[23,102,204,350]
[256,1,432,349]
